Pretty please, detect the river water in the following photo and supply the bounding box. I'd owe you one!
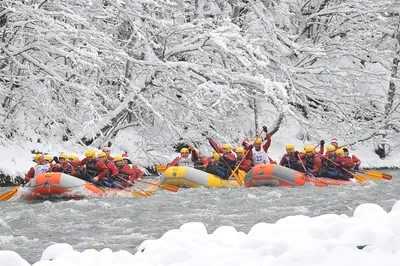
[0,171,398,264]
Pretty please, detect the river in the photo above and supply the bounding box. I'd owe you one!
[0,170,398,264]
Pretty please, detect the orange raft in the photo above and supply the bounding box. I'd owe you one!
[244,164,356,187]
[21,172,151,200]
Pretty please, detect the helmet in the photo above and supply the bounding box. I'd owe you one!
[299,150,306,154]
[180,148,189,154]
[69,154,79,161]
[213,153,220,161]
[85,150,96,158]
[44,155,52,162]
[221,144,231,152]
[195,149,200,155]
[236,147,244,154]
[59,154,68,160]
[285,144,295,151]
[97,152,106,158]
[212,149,217,154]
[253,138,262,144]
[336,149,344,156]
[34,154,43,163]
[304,145,315,153]
[114,155,123,162]
[327,145,336,152]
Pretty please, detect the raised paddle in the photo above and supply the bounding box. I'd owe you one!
[226,129,265,184]
[135,178,179,193]
[322,156,370,184]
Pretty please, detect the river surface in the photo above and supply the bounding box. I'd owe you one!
[0,171,399,263]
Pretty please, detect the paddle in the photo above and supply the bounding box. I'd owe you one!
[156,165,168,173]
[114,176,153,196]
[355,169,392,181]
[135,178,179,193]
[322,156,370,184]
[224,129,265,184]
[0,186,21,201]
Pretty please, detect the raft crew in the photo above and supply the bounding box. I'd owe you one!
[70,150,109,183]
[205,136,236,180]
[299,145,322,176]
[25,154,52,183]
[320,145,345,179]
[279,144,301,171]
[235,147,252,172]
[122,153,144,180]
[168,145,198,167]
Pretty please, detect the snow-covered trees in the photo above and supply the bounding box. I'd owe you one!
[0,0,399,159]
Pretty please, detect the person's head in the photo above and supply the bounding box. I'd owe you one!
[331,137,339,148]
[253,138,262,150]
[285,144,295,154]
[102,146,111,157]
[221,144,231,154]
[114,155,123,166]
[180,148,189,159]
[44,155,52,164]
[34,154,45,165]
[236,147,244,158]
[304,145,315,158]
[213,153,220,161]
[336,149,344,156]
[327,145,336,156]
[97,152,107,161]
[68,154,79,162]
[342,147,349,156]
[299,149,306,155]
[122,153,131,164]
[58,153,68,163]
[85,150,96,161]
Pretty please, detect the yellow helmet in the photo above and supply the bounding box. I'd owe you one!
[253,138,262,144]
[85,150,96,158]
[221,144,231,152]
[285,144,295,151]
[97,152,106,158]
[299,149,306,154]
[34,153,43,163]
[304,145,315,153]
[336,149,344,156]
[213,153,220,161]
[44,155,52,162]
[195,149,200,155]
[114,155,123,162]
[212,149,217,154]
[327,145,336,152]
[180,148,189,154]
[59,154,68,160]
[236,147,244,154]
[69,154,79,161]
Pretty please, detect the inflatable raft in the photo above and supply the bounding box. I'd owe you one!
[244,164,356,187]
[159,166,245,188]
[17,172,152,200]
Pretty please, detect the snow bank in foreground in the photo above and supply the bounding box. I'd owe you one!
[2,201,400,266]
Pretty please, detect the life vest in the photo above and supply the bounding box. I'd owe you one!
[217,153,236,171]
[85,159,100,177]
[117,164,130,180]
[325,154,338,172]
[177,156,194,167]
[61,163,73,175]
[194,156,205,169]
[283,153,298,168]
[251,147,269,165]
[33,164,51,177]
[304,154,321,175]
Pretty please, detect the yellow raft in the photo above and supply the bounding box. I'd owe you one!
[158,166,245,188]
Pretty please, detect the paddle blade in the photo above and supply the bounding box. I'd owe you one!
[0,186,20,201]
[156,165,167,174]
[132,190,153,197]
[160,184,179,193]
[365,171,392,180]
[353,174,370,184]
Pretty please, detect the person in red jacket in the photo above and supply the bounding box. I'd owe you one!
[25,153,52,183]
[102,146,113,161]
[113,155,138,187]
[279,144,301,171]
[321,145,345,179]
[98,151,119,180]
[122,153,144,179]
[235,147,251,172]
[205,136,236,179]
[341,148,356,180]
[244,126,271,165]
[168,145,198,167]
[70,150,109,183]
[342,148,361,170]
[299,145,322,176]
